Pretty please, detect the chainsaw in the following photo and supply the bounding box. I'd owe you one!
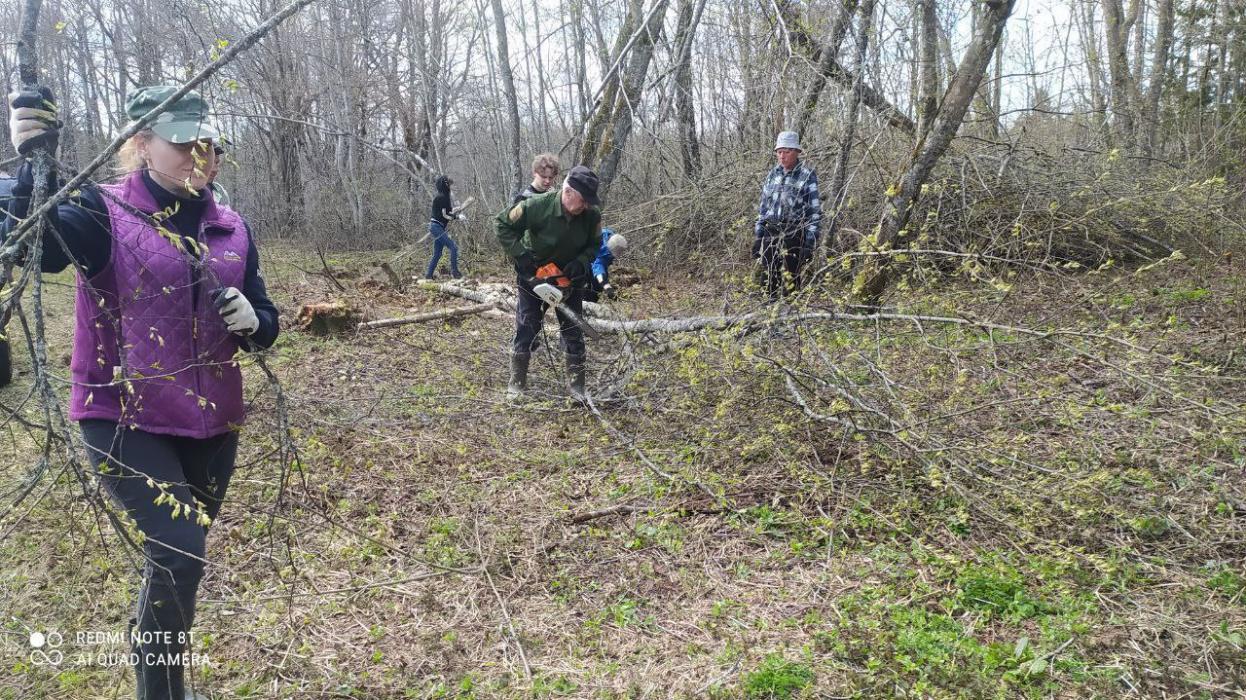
[531,263,601,340]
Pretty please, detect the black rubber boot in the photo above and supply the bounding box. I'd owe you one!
[567,354,587,403]
[507,353,530,402]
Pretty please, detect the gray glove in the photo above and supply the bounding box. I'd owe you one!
[211,287,259,336]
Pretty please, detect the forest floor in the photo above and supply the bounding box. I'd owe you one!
[1,243,1244,699]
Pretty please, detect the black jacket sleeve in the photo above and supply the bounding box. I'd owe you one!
[1,160,111,277]
[240,222,279,351]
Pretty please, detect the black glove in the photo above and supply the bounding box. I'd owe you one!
[562,259,586,281]
[602,283,618,300]
[515,252,537,277]
[9,86,61,156]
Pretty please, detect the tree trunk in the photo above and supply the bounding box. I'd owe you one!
[774,0,916,136]
[596,0,670,195]
[1077,0,1109,140]
[531,0,551,144]
[915,0,939,136]
[577,0,644,166]
[822,0,876,256]
[794,0,860,137]
[567,0,590,124]
[852,0,1019,303]
[671,0,704,180]
[1101,0,1137,148]
[1142,0,1174,159]
[489,0,525,193]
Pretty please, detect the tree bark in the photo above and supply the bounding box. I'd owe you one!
[794,0,860,137]
[670,0,704,180]
[577,0,644,166]
[774,0,916,136]
[596,0,670,195]
[1101,0,1137,147]
[489,0,525,193]
[915,0,939,137]
[822,0,875,256]
[1142,0,1174,159]
[359,303,499,331]
[852,0,1019,303]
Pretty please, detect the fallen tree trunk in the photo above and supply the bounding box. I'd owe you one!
[417,280,622,320]
[358,302,498,331]
[417,280,510,306]
[417,282,1182,368]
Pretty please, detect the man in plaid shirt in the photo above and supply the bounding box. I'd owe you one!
[753,131,822,299]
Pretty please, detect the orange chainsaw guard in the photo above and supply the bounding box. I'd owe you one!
[535,263,572,289]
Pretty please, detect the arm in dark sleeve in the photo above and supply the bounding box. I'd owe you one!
[1,160,111,276]
[240,222,279,351]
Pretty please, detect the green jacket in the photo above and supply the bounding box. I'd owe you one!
[495,189,601,269]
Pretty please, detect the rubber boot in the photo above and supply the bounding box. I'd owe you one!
[507,353,530,402]
[567,354,587,403]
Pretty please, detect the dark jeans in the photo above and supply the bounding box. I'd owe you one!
[513,274,586,357]
[753,228,812,299]
[426,221,461,278]
[81,419,239,700]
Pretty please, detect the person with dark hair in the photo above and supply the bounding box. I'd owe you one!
[427,174,466,279]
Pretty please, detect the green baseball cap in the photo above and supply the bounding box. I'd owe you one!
[124,85,221,143]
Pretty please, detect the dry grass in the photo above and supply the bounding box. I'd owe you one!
[1,244,1244,699]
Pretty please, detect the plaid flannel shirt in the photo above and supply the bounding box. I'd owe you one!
[754,161,822,242]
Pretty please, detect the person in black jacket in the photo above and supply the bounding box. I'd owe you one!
[426,174,466,279]
[512,153,560,204]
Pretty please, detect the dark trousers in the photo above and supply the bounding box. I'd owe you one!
[584,275,605,303]
[513,274,586,357]
[753,229,812,299]
[81,419,239,700]
[426,221,461,278]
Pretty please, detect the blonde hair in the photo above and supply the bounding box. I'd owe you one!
[117,131,154,172]
[531,152,560,176]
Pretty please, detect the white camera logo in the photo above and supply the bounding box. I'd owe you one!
[29,631,64,666]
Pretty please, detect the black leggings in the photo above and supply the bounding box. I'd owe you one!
[81,419,238,700]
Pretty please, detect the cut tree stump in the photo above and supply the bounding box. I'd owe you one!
[297,300,363,336]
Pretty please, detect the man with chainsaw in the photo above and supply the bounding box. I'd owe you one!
[496,165,603,402]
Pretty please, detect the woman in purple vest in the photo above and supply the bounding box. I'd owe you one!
[6,85,278,699]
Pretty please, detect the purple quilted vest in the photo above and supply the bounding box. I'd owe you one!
[68,171,251,438]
